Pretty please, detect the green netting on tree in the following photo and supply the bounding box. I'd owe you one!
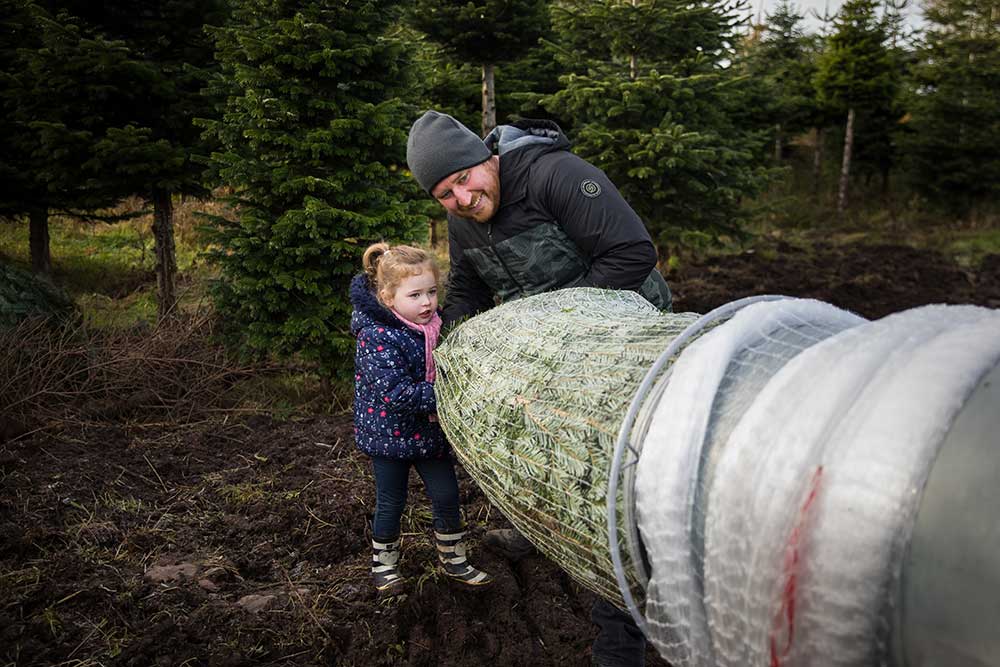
[435,288,700,606]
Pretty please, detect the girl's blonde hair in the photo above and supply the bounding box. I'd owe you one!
[362,242,439,305]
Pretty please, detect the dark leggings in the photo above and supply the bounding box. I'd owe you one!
[370,456,462,540]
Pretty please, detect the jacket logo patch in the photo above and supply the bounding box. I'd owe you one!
[580,179,602,198]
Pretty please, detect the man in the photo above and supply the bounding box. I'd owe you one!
[406,110,668,667]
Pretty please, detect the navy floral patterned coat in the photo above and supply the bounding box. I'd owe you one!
[350,273,448,460]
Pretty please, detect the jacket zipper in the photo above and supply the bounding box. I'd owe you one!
[487,223,523,296]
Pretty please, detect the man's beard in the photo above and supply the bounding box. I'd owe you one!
[455,160,500,223]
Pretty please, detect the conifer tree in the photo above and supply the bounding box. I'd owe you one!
[543,0,771,247]
[814,0,899,214]
[0,0,47,272]
[407,0,549,136]
[1,3,145,275]
[202,0,424,376]
[1,0,225,308]
[66,0,229,317]
[742,1,822,162]
[904,0,1000,216]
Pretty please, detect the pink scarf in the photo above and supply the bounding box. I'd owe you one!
[391,309,443,382]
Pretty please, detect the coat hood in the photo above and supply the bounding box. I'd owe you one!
[486,119,571,209]
[350,273,397,334]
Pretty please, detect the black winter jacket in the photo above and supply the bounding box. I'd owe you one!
[443,119,672,324]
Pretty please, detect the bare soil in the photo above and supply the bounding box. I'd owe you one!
[2,241,998,667]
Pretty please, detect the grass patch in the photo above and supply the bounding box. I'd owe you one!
[219,481,271,506]
[0,195,231,327]
[936,227,1000,269]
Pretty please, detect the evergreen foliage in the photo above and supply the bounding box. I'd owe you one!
[70,0,229,316]
[0,0,225,296]
[1,6,138,212]
[904,0,1000,216]
[407,0,549,65]
[741,1,823,159]
[1,2,151,274]
[58,0,227,199]
[543,0,772,246]
[201,0,425,377]
[407,0,549,135]
[0,261,75,327]
[814,0,901,189]
[410,34,568,131]
[408,34,482,131]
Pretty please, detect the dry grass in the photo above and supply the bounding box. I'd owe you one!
[0,309,276,438]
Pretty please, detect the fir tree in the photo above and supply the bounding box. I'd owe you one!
[814,0,899,214]
[903,0,1000,217]
[742,1,822,162]
[201,0,424,377]
[543,0,772,248]
[407,0,549,136]
[65,0,229,317]
[1,0,225,306]
[1,3,148,275]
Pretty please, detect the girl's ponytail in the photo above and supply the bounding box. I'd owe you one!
[362,242,390,282]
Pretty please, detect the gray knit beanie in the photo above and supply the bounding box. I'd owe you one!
[406,111,492,194]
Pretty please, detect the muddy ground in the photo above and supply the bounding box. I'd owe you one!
[2,240,998,667]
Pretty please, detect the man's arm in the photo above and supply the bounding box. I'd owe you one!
[537,152,659,291]
[442,218,495,326]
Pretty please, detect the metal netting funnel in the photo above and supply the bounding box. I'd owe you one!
[610,296,787,627]
[611,297,867,666]
[435,288,700,607]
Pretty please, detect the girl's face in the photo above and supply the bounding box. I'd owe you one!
[383,265,438,324]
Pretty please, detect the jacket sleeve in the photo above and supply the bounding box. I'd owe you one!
[442,217,495,326]
[535,152,659,291]
[356,329,437,415]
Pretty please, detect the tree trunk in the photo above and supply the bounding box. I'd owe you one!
[481,63,496,138]
[29,207,51,275]
[774,123,783,162]
[630,0,638,79]
[429,218,438,247]
[837,108,855,216]
[152,188,178,319]
[812,127,824,202]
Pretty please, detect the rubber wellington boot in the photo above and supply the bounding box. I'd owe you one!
[371,536,406,596]
[434,529,494,588]
[482,527,535,562]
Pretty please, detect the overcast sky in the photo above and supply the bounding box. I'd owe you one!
[750,0,926,34]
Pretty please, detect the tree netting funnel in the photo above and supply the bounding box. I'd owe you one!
[626,297,867,666]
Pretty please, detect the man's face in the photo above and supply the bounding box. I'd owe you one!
[431,156,500,223]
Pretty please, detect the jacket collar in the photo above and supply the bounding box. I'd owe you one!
[487,119,570,209]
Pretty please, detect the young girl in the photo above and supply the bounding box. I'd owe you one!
[350,242,493,595]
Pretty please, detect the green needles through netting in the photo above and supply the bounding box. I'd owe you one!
[435,288,699,606]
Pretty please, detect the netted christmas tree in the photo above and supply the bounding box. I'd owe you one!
[436,288,699,605]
